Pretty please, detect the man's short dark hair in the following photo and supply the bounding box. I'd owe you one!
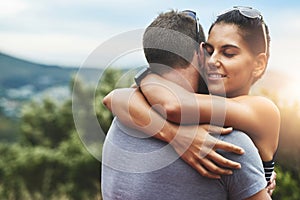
[143,10,205,69]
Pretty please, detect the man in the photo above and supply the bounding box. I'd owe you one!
[102,10,270,199]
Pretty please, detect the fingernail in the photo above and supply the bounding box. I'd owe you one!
[226,127,233,131]
[240,148,245,154]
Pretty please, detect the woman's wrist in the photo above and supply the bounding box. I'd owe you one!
[157,121,178,143]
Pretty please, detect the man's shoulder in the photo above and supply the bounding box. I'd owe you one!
[218,130,261,168]
[220,130,256,151]
[106,117,166,149]
[108,117,148,138]
[219,130,267,200]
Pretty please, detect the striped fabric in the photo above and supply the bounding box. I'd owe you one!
[263,159,275,182]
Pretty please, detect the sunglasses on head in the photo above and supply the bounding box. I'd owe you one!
[218,6,268,54]
[182,10,200,44]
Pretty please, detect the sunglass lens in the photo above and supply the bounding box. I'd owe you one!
[183,10,196,19]
[239,8,262,19]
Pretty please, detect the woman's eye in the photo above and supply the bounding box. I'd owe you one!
[203,43,214,56]
[206,49,213,56]
[204,47,213,55]
[223,51,236,58]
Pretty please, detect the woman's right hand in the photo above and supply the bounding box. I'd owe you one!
[169,124,244,179]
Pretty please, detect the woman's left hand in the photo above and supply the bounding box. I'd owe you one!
[266,171,277,196]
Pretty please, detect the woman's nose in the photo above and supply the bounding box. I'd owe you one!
[207,53,221,69]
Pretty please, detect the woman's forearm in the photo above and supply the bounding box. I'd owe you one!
[139,74,280,160]
[140,74,263,132]
[140,73,205,125]
[140,74,229,125]
[103,88,176,142]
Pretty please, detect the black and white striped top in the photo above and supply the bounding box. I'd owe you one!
[263,159,275,182]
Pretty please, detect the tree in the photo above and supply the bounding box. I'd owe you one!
[20,99,73,148]
[0,68,132,199]
[273,166,300,200]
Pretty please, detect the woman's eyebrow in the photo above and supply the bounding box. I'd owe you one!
[204,42,213,48]
[205,43,240,50]
[221,44,240,50]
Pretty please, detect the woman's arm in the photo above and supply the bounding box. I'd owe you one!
[103,88,245,178]
[140,73,280,161]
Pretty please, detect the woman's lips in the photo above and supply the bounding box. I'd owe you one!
[206,73,227,80]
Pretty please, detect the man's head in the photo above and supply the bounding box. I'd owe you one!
[143,10,205,70]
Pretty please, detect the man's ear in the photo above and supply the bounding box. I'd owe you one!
[253,53,267,79]
[198,42,206,69]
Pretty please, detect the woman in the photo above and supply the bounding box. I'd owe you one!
[103,7,279,197]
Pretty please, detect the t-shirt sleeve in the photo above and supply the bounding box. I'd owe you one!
[218,131,268,200]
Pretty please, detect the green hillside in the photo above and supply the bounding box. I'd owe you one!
[0,52,77,91]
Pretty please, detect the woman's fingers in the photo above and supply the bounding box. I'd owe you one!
[200,124,233,135]
[199,157,233,175]
[214,140,245,155]
[207,150,241,169]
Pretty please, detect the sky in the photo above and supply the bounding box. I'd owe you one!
[0,1,300,81]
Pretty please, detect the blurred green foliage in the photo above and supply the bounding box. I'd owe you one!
[273,166,300,200]
[0,68,127,199]
[0,114,19,142]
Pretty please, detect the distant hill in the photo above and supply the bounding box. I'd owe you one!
[0,52,78,91]
[0,52,105,96]
[0,52,105,117]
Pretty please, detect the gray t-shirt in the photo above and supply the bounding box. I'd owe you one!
[101,118,267,200]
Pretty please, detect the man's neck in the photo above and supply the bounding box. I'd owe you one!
[161,65,199,92]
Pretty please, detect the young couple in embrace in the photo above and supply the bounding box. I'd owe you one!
[102,6,279,200]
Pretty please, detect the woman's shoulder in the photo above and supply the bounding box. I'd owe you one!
[234,95,279,115]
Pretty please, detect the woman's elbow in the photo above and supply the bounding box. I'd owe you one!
[102,92,113,112]
[164,101,182,123]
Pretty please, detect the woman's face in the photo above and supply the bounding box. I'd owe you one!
[203,23,257,98]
